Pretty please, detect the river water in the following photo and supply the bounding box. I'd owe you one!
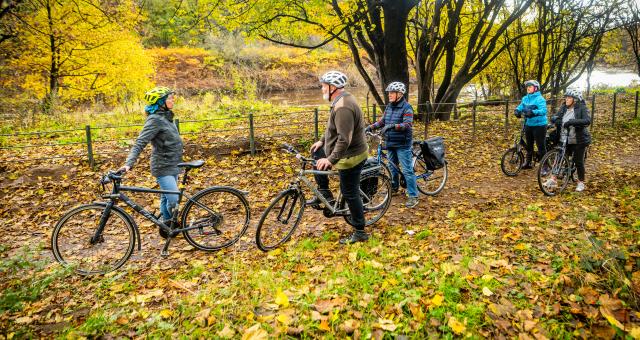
[259,69,640,106]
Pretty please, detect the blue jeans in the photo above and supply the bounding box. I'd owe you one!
[156,175,179,220]
[387,146,418,198]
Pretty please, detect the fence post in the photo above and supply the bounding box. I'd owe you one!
[591,94,596,128]
[504,99,509,139]
[635,91,638,119]
[472,100,477,138]
[174,118,180,134]
[314,108,319,140]
[85,125,95,169]
[248,112,255,156]
[612,92,617,128]
[453,102,458,120]
[372,104,377,122]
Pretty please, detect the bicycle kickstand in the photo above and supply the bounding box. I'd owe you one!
[161,237,171,258]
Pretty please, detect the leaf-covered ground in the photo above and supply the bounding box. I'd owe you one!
[1,117,639,338]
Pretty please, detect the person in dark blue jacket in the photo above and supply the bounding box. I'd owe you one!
[514,80,548,169]
[366,82,419,208]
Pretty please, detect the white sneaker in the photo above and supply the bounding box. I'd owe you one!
[544,178,557,188]
[576,182,585,192]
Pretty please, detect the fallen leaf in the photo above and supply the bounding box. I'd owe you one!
[448,316,466,334]
[242,324,268,340]
[275,290,289,308]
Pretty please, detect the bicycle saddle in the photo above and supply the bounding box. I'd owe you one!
[177,160,205,169]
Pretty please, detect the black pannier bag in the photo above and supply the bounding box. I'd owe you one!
[420,136,446,170]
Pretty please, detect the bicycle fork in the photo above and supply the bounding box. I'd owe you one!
[91,202,114,245]
[277,191,301,224]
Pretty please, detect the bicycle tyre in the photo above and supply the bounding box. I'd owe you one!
[414,157,448,196]
[51,203,135,275]
[181,186,251,251]
[256,189,305,252]
[538,149,571,196]
[500,147,524,176]
[343,171,393,227]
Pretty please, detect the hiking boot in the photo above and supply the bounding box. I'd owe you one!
[521,161,533,170]
[391,187,401,196]
[306,189,335,209]
[405,197,419,208]
[339,230,369,245]
[575,182,585,192]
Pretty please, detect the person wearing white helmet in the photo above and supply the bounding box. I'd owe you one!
[545,88,591,192]
[365,81,419,208]
[514,79,548,169]
[308,70,370,244]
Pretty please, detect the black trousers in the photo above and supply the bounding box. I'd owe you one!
[525,125,547,162]
[566,144,587,182]
[312,148,366,230]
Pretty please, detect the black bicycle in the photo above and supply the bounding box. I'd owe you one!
[255,144,392,251]
[537,128,589,196]
[501,119,558,176]
[51,160,251,275]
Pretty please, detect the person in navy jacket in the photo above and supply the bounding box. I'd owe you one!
[366,82,419,208]
[514,80,548,169]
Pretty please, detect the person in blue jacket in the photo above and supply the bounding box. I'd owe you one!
[514,80,548,169]
[365,82,419,208]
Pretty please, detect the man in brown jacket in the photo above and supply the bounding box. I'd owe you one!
[309,71,370,244]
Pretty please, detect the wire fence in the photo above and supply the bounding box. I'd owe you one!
[0,92,638,167]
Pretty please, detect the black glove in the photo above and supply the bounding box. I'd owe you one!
[526,104,538,111]
[381,125,394,135]
[365,126,372,134]
[551,116,558,124]
[514,109,522,118]
[523,108,534,118]
[563,120,574,128]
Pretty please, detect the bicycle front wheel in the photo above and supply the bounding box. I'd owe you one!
[343,171,393,227]
[538,149,571,196]
[51,203,135,275]
[500,147,524,176]
[414,157,448,196]
[256,189,305,252]
[181,187,251,251]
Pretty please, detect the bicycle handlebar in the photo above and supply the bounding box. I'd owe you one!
[281,143,315,165]
[100,170,124,185]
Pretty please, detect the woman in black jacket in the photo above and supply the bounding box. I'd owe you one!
[545,89,591,192]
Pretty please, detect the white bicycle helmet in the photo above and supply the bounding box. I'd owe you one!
[564,88,583,102]
[319,71,348,88]
[385,82,406,94]
[524,79,541,91]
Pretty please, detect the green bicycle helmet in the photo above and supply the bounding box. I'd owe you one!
[144,86,173,105]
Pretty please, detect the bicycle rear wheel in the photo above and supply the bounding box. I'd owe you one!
[343,171,392,227]
[256,189,305,252]
[500,147,524,176]
[414,157,448,196]
[538,150,571,196]
[181,187,251,251]
[51,203,135,275]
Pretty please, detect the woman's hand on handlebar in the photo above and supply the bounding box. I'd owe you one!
[117,165,130,173]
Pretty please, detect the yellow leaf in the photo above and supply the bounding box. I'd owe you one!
[376,318,398,331]
[242,324,268,340]
[448,316,466,335]
[431,294,444,307]
[629,327,640,339]
[276,313,291,325]
[600,306,624,330]
[275,290,289,308]
[514,243,528,251]
[159,309,173,319]
[447,208,457,219]
[482,287,494,296]
[318,319,331,331]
